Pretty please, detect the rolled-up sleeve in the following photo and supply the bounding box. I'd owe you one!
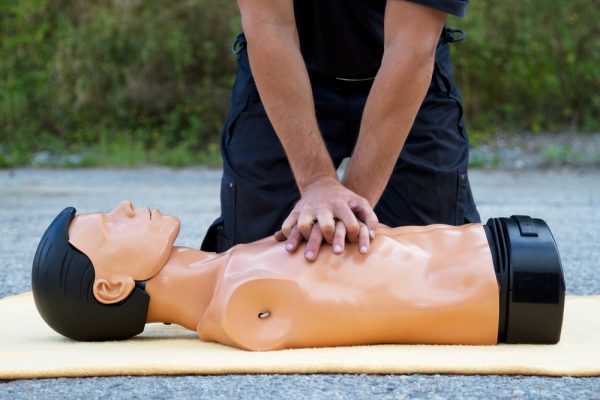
[406,0,469,17]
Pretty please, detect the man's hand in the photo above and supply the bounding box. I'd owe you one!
[274,176,378,262]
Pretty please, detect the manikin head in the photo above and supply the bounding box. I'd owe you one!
[31,201,180,341]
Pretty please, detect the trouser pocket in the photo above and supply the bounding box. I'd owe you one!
[219,173,236,251]
[455,170,468,225]
[433,33,466,140]
[224,33,253,146]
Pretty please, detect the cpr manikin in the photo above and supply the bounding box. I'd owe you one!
[32,201,565,350]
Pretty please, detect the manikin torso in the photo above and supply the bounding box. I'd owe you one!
[143,224,499,351]
[68,202,499,351]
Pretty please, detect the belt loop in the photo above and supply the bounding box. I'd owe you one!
[232,33,247,55]
[444,28,465,43]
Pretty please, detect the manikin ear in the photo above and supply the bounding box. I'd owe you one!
[93,277,135,304]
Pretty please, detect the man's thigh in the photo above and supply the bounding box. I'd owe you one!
[212,97,302,251]
[201,37,299,252]
[375,40,480,227]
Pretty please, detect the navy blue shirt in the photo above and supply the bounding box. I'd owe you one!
[293,0,468,78]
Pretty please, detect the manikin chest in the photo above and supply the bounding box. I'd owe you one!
[196,224,499,351]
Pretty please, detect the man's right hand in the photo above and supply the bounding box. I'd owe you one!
[274,176,378,262]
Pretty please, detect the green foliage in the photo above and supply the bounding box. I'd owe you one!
[1,0,238,166]
[539,143,584,166]
[448,0,600,133]
[0,0,598,167]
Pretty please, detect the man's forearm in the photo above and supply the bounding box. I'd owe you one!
[343,43,436,206]
[343,2,446,207]
[244,24,337,191]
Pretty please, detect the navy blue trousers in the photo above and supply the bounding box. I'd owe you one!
[202,31,480,252]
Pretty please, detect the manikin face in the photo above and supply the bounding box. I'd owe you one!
[68,201,180,304]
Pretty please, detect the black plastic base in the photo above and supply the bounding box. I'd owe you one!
[484,216,566,344]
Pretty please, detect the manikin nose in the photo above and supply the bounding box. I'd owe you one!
[114,200,136,217]
[125,200,135,211]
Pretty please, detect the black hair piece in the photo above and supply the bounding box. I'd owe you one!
[31,207,149,341]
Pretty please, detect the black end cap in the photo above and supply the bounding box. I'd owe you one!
[502,216,566,344]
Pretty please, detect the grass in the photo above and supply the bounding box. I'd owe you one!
[0,131,223,169]
[539,144,581,166]
[2,131,599,170]
[468,151,502,169]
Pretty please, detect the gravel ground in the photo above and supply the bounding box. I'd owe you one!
[469,133,600,169]
[1,167,599,398]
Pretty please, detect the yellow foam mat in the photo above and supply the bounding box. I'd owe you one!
[1,293,598,379]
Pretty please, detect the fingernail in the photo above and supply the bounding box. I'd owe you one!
[286,243,294,251]
[333,244,342,253]
[360,246,367,254]
[305,251,314,260]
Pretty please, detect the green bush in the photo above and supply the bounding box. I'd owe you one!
[0,0,598,166]
[448,0,600,133]
[1,0,240,165]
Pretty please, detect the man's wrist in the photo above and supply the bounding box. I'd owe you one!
[298,172,338,193]
[342,173,381,207]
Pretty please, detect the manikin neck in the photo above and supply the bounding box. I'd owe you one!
[144,246,224,330]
